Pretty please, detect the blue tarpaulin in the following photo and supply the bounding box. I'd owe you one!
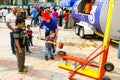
[59,0,77,7]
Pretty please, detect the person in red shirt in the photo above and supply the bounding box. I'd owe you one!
[26,25,33,46]
[63,10,69,29]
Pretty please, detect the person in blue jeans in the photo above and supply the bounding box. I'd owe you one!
[6,6,17,55]
[45,30,56,60]
[38,11,58,55]
[10,32,16,54]
[30,6,37,27]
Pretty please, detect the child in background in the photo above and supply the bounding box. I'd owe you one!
[45,30,56,60]
[13,17,28,73]
[63,10,69,29]
[26,25,33,46]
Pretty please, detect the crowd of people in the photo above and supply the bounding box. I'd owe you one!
[0,0,99,75]
[1,0,98,74]
[28,5,70,28]
[3,5,71,73]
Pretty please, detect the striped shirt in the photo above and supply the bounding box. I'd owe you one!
[13,28,26,48]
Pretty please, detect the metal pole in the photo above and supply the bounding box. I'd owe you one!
[98,0,114,79]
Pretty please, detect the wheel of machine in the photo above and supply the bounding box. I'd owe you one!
[79,27,84,38]
[104,62,114,72]
[58,51,66,56]
[102,76,111,80]
[75,25,80,35]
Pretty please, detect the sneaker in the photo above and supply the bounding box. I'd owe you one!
[45,57,49,61]
[51,57,54,60]
[12,52,16,55]
[24,66,28,70]
[26,50,31,53]
[18,67,28,74]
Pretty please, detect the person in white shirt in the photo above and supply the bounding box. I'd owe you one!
[6,6,17,55]
[1,7,9,22]
[0,9,2,22]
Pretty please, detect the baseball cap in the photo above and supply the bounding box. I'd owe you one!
[42,12,51,20]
